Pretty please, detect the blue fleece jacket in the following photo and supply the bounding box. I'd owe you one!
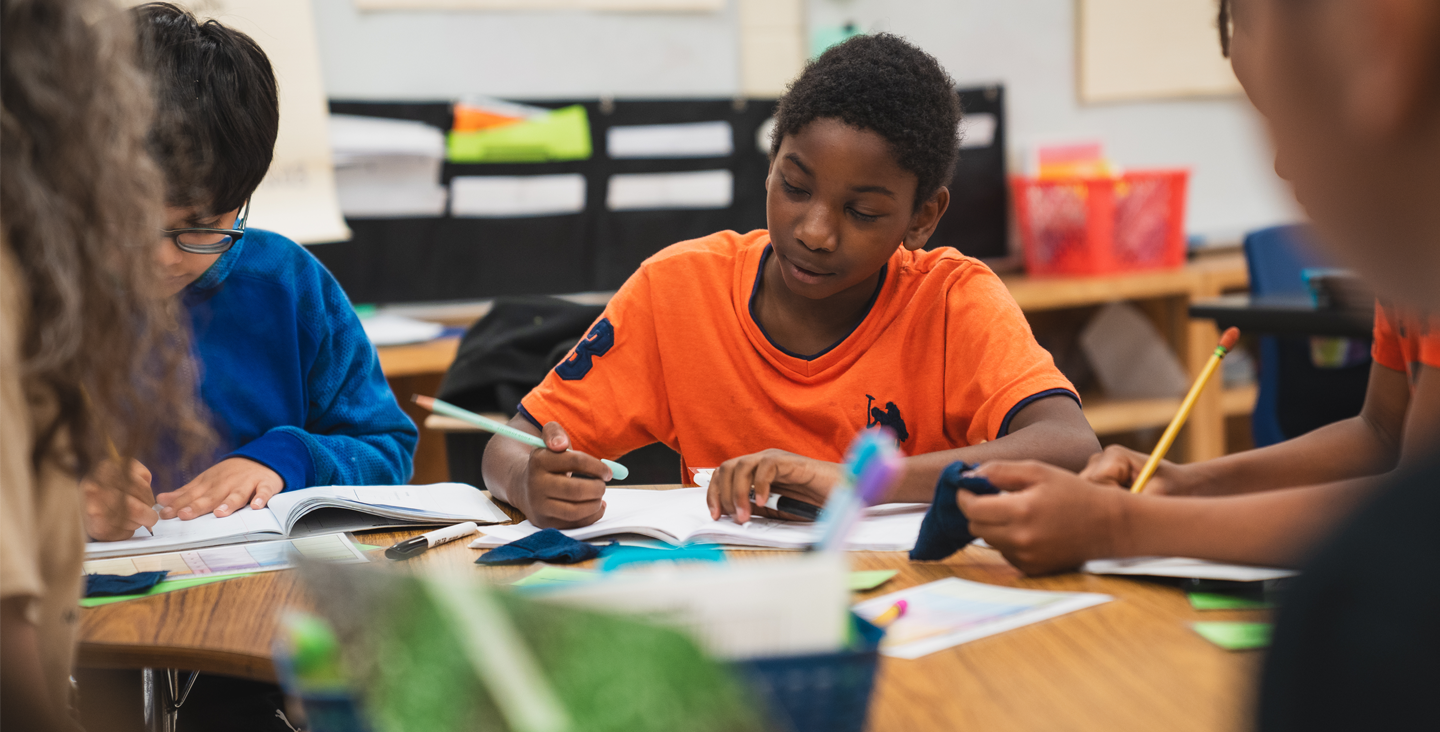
[178,228,417,491]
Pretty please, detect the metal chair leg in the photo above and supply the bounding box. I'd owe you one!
[142,668,200,732]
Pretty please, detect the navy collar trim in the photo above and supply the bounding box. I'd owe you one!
[747,244,888,362]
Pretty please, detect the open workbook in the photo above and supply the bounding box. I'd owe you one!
[86,483,508,559]
[471,487,928,551]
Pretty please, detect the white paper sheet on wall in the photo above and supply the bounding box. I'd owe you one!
[330,114,448,218]
[146,0,350,243]
[607,121,734,159]
[606,170,733,211]
[450,174,587,218]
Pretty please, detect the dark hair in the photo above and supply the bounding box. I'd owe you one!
[2,0,214,484]
[133,2,278,216]
[770,33,961,208]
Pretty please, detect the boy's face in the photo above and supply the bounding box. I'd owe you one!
[1229,0,1440,309]
[765,118,947,302]
[154,205,237,297]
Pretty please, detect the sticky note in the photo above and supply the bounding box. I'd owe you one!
[1191,621,1272,651]
[1188,592,1273,610]
[510,566,599,588]
[848,570,898,591]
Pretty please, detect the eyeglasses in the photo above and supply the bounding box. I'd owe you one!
[161,199,249,255]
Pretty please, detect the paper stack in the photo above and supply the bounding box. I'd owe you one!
[329,114,448,218]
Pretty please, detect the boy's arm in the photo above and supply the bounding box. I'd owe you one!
[887,393,1098,502]
[230,273,418,490]
[1083,361,1412,496]
[481,415,613,528]
[959,460,1381,574]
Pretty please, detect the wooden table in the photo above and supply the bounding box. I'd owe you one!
[79,489,1266,732]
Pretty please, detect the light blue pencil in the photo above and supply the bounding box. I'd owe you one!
[414,395,629,481]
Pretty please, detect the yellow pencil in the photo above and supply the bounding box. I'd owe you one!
[1131,327,1241,494]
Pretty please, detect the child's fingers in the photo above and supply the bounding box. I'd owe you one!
[213,484,256,518]
[968,460,1062,492]
[251,479,283,509]
[533,447,609,483]
[537,496,606,527]
[540,421,571,453]
[955,489,1018,525]
[721,458,759,523]
[125,493,159,531]
[542,474,607,503]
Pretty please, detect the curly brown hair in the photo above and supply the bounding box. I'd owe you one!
[1,0,214,487]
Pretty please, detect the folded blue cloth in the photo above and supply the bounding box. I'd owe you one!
[477,528,615,566]
[85,571,170,597]
[909,462,1001,561]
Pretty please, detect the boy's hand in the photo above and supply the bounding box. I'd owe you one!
[82,460,159,541]
[957,460,1128,576]
[519,422,610,529]
[1079,444,1196,495]
[707,449,839,523]
[157,457,284,520]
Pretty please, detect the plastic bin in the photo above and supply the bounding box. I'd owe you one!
[1012,169,1189,277]
[740,615,885,732]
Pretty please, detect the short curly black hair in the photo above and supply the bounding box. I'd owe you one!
[770,33,961,209]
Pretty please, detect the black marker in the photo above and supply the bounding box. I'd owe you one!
[384,522,479,560]
[752,492,822,521]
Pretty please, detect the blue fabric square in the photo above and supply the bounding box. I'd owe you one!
[476,529,614,565]
[85,571,170,597]
[909,462,1001,561]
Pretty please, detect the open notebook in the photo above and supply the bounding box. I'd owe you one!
[86,483,508,559]
[471,487,927,551]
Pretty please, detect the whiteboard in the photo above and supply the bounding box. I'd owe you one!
[1078,0,1242,104]
[128,0,350,244]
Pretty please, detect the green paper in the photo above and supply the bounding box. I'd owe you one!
[447,105,591,163]
[848,569,898,591]
[1191,621,1272,651]
[80,573,257,607]
[353,543,386,551]
[511,567,599,588]
[1188,592,1273,611]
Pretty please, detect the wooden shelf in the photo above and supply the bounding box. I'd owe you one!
[1221,384,1258,417]
[1081,384,1257,437]
[1082,396,1182,435]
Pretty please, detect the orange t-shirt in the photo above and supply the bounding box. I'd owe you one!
[519,229,1077,479]
[1372,300,1440,388]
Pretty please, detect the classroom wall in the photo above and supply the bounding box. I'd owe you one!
[311,0,1300,237]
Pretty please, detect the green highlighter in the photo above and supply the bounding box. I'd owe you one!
[1191,621,1273,651]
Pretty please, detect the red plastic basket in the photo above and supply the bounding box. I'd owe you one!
[1011,169,1189,277]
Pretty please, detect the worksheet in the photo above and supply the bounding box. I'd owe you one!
[469,487,927,552]
[83,533,368,579]
[852,578,1113,659]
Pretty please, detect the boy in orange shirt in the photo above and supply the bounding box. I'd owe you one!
[482,34,1100,528]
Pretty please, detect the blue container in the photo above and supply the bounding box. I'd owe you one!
[739,615,885,732]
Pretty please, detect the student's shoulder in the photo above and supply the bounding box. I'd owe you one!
[229,229,340,292]
[897,246,1008,297]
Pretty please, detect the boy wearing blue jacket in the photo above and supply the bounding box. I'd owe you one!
[82,3,417,541]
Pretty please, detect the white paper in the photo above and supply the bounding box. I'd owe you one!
[451,174,587,218]
[1083,557,1298,582]
[607,121,733,159]
[536,553,849,659]
[470,487,926,551]
[330,115,448,218]
[852,577,1113,659]
[329,114,446,160]
[86,483,506,558]
[606,170,733,211]
[360,313,445,347]
[959,112,997,149]
[83,533,367,580]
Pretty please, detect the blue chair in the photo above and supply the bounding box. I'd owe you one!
[1243,225,1370,447]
